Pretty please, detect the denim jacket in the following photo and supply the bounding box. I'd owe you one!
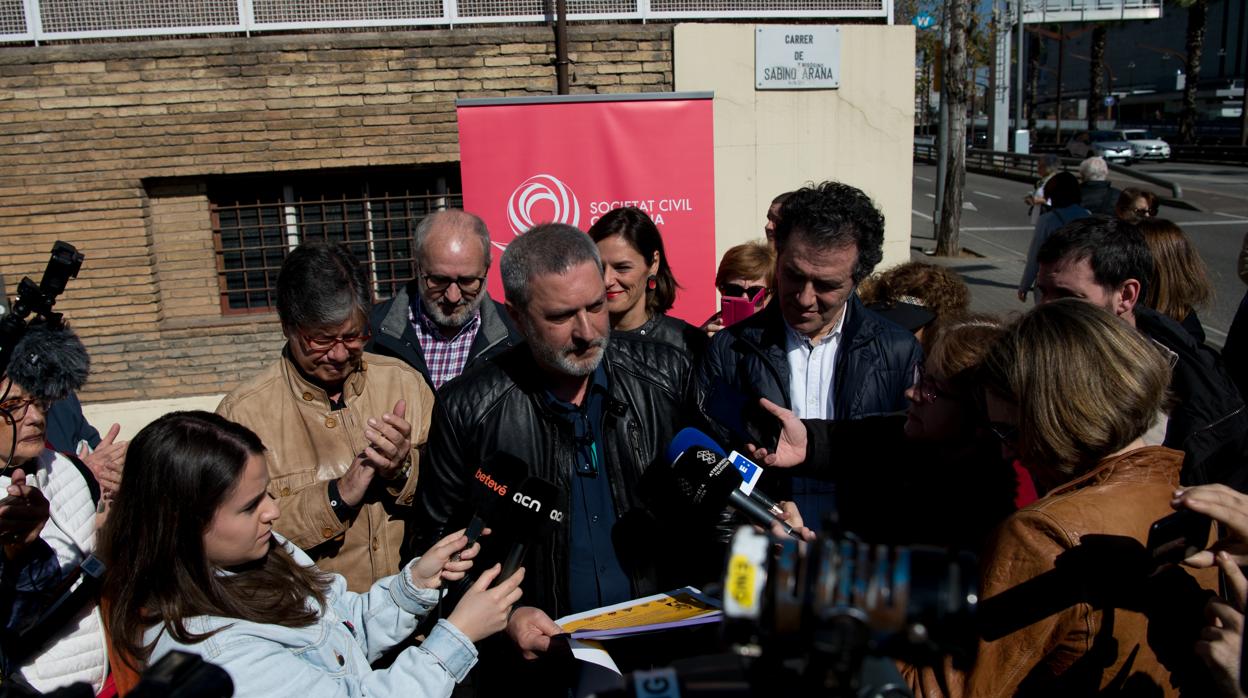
[146,539,477,697]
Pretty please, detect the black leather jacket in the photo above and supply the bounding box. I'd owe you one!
[366,285,521,392]
[412,334,719,619]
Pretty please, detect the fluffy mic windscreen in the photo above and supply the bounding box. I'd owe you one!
[6,322,89,401]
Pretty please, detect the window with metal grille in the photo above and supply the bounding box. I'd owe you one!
[211,167,462,315]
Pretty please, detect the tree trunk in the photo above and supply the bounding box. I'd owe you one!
[1088,25,1106,131]
[1181,0,1207,144]
[1027,33,1041,137]
[937,0,969,257]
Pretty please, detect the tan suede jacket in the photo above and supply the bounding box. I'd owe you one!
[901,446,1218,697]
[217,351,434,592]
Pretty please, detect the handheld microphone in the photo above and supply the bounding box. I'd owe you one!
[464,452,529,547]
[666,428,785,518]
[670,445,800,540]
[494,475,564,585]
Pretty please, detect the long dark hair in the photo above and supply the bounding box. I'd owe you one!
[588,207,680,314]
[101,411,329,669]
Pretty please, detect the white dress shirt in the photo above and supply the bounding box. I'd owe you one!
[784,302,848,420]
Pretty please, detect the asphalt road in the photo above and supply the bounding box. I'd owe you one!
[909,161,1248,348]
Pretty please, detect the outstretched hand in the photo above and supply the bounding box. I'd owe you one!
[410,528,480,589]
[506,606,564,660]
[448,564,525,644]
[1172,484,1248,568]
[744,398,807,468]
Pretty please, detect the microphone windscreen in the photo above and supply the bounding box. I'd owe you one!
[496,475,565,541]
[469,452,529,516]
[665,427,726,467]
[671,446,740,515]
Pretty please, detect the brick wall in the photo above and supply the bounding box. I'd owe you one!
[0,25,674,403]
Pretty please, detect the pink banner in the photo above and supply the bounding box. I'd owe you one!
[457,95,716,325]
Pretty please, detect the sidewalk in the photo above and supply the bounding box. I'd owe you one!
[907,227,1033,321]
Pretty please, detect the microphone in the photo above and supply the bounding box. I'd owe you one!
[464,452,529,547]
[666,428,785,519]
[493,475,564,585]
[670,445,800,540]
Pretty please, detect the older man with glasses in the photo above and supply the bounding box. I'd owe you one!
[368,209,520,391]
[218,243,434,591]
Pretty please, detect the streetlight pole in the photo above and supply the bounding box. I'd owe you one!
[1015,0,1025,151]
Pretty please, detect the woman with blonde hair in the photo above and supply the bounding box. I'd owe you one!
[901,300,1219,697]
[701,240,776,337]
[1139,218,1213,343]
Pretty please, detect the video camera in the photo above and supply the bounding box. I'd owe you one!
[0,240,83,380]
[598,524,978,698]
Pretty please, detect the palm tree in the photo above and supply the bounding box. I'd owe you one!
[1087,25,1107,132]
[1176,0,1208,144]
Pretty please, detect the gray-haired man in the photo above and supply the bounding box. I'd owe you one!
[413,223,709,689]
[368,209,520,390]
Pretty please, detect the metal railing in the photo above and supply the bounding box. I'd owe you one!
[0,0,892,44]
[1019,0,1162,23]
[914,143,1183,200]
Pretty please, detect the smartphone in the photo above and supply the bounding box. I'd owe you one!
[1147,509,1212,565]
[702,379,781,450]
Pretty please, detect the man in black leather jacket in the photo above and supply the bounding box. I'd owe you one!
[412,223,716,689]
[366,209,521,391]
[696,181,922,530]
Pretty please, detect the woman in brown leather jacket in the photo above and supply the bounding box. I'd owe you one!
[901,300,1220,697]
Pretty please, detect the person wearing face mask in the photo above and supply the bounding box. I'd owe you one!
[0,323,109,694]
[745,318,1018,551]
[587,207,707,359]
[101,411,523,697]
[217,243,433,592]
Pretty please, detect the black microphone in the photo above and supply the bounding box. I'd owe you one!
[493,475,564,585]
[665,428,785,519]
[670,445,800,539]
[464,452,529,548]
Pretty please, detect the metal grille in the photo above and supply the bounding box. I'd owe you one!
[37,0,238,34]
[0,0,26,36]
[211,176,461,315]
[2,0,892,42]
[251,0,443,24]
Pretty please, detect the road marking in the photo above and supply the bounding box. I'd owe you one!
[1214,211,1248,220]
[924,193,936,199]
[1206,325,1229,340]
[973,190,1003,200]
[964,201,978,211]
[916,176,933,182]
[963,226,1033,231]
[912,209,934,221]
[1172,220,1248,227]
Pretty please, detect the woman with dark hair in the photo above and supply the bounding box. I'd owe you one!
[588,207,706,356]
[747,317,1020,550]
[1018,171,1090,303]
[1115,187,1159,223]
[1139,218,1213,343]
[102,411,522,697]
[901,300,1219,697]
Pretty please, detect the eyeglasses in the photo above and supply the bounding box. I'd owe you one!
[910,364,950,404]
[421,273,486,295]
[720,284,768,301]
[0,395,53,423]
[1132,207,1157,217]
[298,330,371,354]
[987,422,1020,447]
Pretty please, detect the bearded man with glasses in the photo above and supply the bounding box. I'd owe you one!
[368,209,520,391]
[217,243,433,591]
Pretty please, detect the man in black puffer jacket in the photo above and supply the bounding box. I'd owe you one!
[696,181,922,531]
[412,223,719,694]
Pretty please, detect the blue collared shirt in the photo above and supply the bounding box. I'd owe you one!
[542,365,633,614]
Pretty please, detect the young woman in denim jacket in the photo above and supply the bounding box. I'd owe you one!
[100,411,523,697]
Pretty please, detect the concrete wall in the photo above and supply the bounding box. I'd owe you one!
[674,23,916,268]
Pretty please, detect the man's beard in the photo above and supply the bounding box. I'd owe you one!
[524,324,610,377]
[420,290,486,330]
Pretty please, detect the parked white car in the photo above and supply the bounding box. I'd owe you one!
[1066,131,1134,164]
[1114,129,1171,161]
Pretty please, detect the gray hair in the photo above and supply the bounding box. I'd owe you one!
[414,209,492,269]
[1079,156,1109,182]
[276,243,370,330]
[500,223,602,308]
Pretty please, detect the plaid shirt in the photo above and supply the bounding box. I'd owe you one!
[409,302,481,389]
